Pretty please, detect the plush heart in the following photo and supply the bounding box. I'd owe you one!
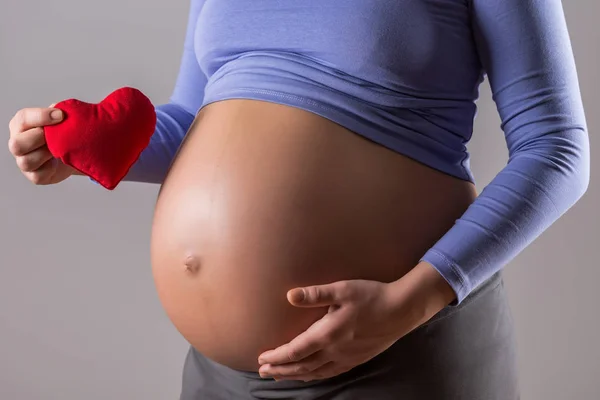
[44,87,156,190]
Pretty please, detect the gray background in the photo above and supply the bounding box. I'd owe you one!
[0,0,597,399]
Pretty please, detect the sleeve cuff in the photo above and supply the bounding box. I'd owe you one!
[420,249,471,306]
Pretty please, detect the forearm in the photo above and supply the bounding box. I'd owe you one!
[116,0,208,185]
[423,134,588,303]
[410,0,590,306]
[121,102,195,184]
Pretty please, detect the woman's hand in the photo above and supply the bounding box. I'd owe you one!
[8,105,78,185]
[257,262,456,382]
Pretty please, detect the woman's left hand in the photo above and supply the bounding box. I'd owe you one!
[257,263,455,382]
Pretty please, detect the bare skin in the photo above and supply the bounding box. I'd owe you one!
[151,99,477,372]
[7,106,78,185]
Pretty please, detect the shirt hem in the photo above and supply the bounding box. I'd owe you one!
[201,87,475,184]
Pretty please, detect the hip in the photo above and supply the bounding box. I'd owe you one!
[180,270,519,400]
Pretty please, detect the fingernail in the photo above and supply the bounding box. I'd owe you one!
[50,109,62,121]
[290,288,305,303]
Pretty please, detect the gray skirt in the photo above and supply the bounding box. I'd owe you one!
[180,270,519,400]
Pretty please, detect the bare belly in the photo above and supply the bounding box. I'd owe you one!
[150,99,476,371]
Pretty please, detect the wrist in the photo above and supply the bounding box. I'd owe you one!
[386,261,457,326]
[413,261,457,307]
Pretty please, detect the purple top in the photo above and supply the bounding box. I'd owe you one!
[123,0,589,304]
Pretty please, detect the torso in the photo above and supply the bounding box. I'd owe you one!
[197,0,480,94]
[150,99,477,371]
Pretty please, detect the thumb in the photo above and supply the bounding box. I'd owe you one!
[287,281,349,307]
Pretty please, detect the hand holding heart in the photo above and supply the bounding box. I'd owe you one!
[8,105,76,185]
[8,87,156,189]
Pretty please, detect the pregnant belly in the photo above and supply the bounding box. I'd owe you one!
[150,99,476,372]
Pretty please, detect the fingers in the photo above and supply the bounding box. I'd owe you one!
[9,107,63,134]
[8,127,46,156]
[8,118,56,175]
[15,145,54,172]
[259,325,326,366]
[7,105,67,186]
[287,281,352,307]
[270,361,338,382]
[259,351,329,378]
[23,158,58,185]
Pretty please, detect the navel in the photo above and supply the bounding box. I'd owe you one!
[184,254,202,275]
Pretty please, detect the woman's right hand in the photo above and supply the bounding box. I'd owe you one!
[8,106,78,185]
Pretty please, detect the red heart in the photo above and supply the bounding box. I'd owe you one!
[45,87,156,190]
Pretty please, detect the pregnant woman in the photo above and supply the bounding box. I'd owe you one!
[8,0,589,399]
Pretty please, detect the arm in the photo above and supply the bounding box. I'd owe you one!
[122,0,207,184]
[418,0,590,305]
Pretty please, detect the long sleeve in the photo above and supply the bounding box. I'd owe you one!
[123,0,207,184]
[420,0,590,304]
